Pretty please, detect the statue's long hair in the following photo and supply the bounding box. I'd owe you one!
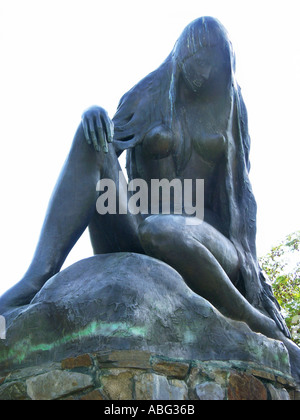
[112,17,290,336]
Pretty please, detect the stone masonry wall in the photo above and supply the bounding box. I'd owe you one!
[0,350,299,400]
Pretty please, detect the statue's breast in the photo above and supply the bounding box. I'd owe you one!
[192,132,227,163]
[140,121,227,167]
[142,125,174,160]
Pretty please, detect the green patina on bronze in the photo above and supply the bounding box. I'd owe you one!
[0,321,148,365]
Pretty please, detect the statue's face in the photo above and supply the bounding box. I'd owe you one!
[180,47,223,93]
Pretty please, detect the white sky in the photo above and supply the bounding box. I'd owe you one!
[0,0,299,294]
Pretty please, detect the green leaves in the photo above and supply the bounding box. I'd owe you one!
[260,231,300,345]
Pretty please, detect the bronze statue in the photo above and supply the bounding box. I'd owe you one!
[1,17,299,381]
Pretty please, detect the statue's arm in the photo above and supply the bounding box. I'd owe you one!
[81,106,114,153]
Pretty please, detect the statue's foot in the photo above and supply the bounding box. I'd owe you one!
[0,280,40,315]
[267,326,300,387]
[0,268,56,316]
[281,335,300,387]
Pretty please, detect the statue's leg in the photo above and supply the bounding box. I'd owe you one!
[139,214,300,385]
[0,125,138,312]
[138,215,280,337]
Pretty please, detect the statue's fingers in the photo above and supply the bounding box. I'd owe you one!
[82,117,91,145]
[96,114,108,153]
[101,112,114,143]
[88,118,100,152]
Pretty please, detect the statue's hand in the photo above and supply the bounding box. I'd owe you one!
[81,106,114,153]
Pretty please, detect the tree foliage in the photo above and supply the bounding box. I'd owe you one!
[259,231,300,345]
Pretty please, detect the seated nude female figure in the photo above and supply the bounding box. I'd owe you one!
[1,17,299,382]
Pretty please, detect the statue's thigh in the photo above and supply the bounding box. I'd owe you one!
[139,215,239,280]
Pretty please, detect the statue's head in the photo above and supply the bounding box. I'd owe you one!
[173,17,235,93]
[113,17,237,155]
